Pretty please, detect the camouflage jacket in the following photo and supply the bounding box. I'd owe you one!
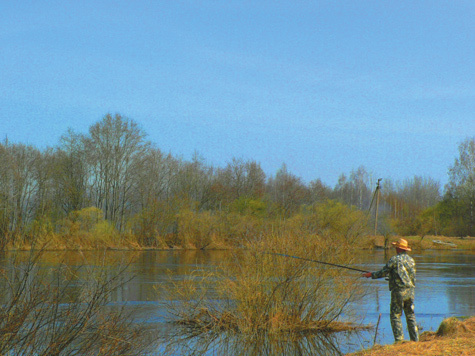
[372,252,416,291]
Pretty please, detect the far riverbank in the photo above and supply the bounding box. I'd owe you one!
[7,234,475,252]
[358,235,475,251]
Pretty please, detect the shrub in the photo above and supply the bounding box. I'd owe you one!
[176,209,219,249]
[161,231,367,337]
[0,248,154,355]
[57,207,120,249]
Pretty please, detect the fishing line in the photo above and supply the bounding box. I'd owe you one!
[265,252,370,273]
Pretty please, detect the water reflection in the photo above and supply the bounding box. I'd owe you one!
[0,250,154,356]
[356,249,475,344]
[161,327,368,356]
[1,249,474,355]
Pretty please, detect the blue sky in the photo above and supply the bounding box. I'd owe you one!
[1,1,474,188]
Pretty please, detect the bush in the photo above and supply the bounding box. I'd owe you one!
[127,201,176,247]
[176,209,219,249]
[0,248,154,355]
[57,207,120,249]
[161,231,367,337]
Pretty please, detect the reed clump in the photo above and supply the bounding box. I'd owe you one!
[161,231,368,338]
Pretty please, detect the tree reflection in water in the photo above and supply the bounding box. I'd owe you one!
[161,327,371,356]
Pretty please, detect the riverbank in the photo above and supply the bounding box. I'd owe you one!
[346,316,475,356]
[358,235,475,251]
[9,234,475,252]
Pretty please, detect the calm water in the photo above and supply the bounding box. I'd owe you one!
[2,249,474,355]
[355,250,475,350]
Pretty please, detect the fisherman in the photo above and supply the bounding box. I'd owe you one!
[362,238,419,342]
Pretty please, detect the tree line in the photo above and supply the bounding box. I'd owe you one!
[0,114,473,249]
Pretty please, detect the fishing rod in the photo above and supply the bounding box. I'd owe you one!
[265,252,370,273]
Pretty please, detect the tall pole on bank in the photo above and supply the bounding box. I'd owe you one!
[374,178,382,235]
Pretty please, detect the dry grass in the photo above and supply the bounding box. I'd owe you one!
[361,235,475,251]
[0,247,154,355]
[160,231,369,338]
[346,317,475,356]
[13,232,474,253]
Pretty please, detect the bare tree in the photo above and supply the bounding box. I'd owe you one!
[267,164,309,218]
[214,158,266,205]
[382,176,441,235]
[242,159,266,199]
[0,141,40,245]
[446,137,475,236]
[332,166,373,210]
[399,176,441,211]
[0,141,12,247]
[55,128,89,214]
[134,147,177,210]
[84,114,150,231]
[349,166,373,210]
[308,178,332,204]
[170,152,214,211]
[131,147,179,242]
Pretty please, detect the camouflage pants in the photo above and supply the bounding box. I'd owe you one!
[390,288,419,342]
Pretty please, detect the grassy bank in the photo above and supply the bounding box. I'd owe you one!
[358,235,475,251]
[346,316,475,356]
[7,233,475,252]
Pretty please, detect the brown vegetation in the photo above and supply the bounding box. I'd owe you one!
[361,235,475,251]
[0,247,154,355]
[1,116,475,252]
[160,215,370,339]
[346,317,475,356]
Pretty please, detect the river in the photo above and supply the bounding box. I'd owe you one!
[2,249,474,355]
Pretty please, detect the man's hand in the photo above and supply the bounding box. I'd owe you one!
[362,272,372,278]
